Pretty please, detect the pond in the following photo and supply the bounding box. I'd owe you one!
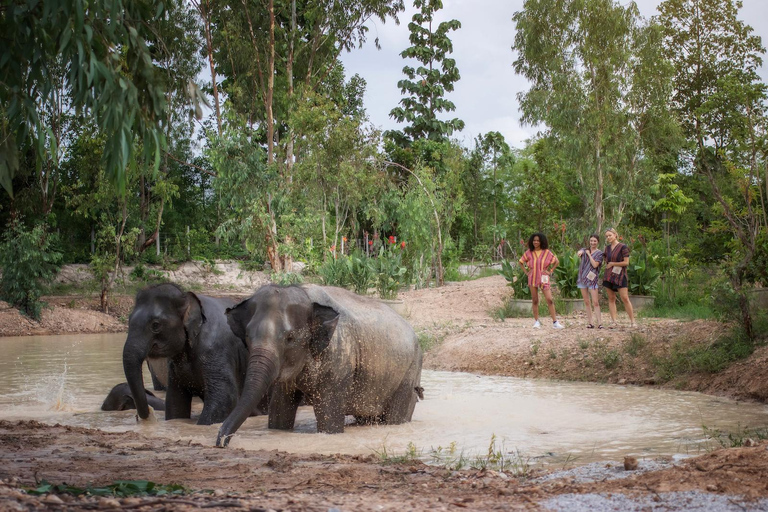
[2,333,768,467]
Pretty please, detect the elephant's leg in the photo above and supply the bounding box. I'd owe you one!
[313,375,352,434]
[267,383,303,430]
[383,357,422,424]
[164,378,193,420]
[198,373,239,425]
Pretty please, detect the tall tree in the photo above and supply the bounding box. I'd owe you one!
[513,0,679,232]
[658,0,767,339]
[0,0,177,197]
[389,0,464,143]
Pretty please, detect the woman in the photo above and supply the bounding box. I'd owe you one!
[602,228,636,328]
[518,233,564,329]
[577,234,604,329]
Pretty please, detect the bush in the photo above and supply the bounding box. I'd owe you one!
[627,248,661,296]
[499,260,531,299]
[554,252,580,298]
[0,220,62,320]
[371,246,407,299]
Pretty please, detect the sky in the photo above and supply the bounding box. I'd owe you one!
[339,0,768,150]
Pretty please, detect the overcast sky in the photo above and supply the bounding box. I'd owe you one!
[339,0,768,150]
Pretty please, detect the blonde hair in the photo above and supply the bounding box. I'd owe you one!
[605,228,619,237]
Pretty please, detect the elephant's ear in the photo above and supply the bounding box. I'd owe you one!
[308,303,339,358]
[226,299,252,343]
[183,292,206,347]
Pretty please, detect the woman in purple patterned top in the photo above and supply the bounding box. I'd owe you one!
[577,234,604,328]
[602,228,636,328]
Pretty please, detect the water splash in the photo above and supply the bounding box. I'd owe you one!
[34,363,75,411]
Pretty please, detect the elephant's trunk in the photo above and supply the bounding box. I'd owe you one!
[217,347,279,447]
[123,334,150,420]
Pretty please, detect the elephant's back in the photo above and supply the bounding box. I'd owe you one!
[302,285,421,416]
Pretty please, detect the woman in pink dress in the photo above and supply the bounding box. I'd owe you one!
[518,233,565,329]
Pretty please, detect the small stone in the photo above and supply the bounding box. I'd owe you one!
[213,489,226,497]
[707,484,718,492]
[743,438,756,447]
[43,495,64,504]
[98,497,121,508]
[623,456,638,471]
[122,498,143,506]
[617,378,627,385]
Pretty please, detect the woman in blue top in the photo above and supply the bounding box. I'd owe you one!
[577,234,604,328]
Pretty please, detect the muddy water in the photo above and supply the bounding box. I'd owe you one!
[2,333,768,467]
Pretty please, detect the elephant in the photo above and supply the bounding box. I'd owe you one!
[101,382,166,411]
[123,283,251,425]
[216,284,423,446]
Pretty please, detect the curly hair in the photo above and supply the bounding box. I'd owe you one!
[527,232,549,251]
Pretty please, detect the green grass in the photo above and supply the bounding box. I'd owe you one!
[26,480,187,498]
[489,301,530,320]
[702,424,768,449]
[624,332,647,357]
[653,327,756,382]
[417,331,443,352]
[638,302,715,320]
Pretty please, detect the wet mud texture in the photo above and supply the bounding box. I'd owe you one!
[2,421,768,511]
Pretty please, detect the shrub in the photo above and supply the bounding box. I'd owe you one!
[371,246,407,299]
[627,248,661,296]
[554,252,580,298]
[0,220,62,320]
[499,260,531,300]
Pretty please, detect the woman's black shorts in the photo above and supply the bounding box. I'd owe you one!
[602,277,628,291]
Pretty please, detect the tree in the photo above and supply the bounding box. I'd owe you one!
[388,0,464,143]
[658,0,767,340]
[0,0,178,197]
[513,0,680,232]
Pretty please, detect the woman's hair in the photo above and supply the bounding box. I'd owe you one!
[605,228,619,238]
[527,232,549,251]
[589,233,600,243]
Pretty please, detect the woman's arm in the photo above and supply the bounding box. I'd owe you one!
[548,255,559,274]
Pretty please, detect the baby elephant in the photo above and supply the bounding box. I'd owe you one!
[101,382,166,412]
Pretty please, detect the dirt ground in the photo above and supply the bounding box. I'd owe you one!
[2,272,768,510]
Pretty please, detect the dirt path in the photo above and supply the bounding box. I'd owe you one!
[2,273,768,510]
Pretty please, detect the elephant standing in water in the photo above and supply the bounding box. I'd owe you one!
[123,283,250,425]
[217,284,423,446]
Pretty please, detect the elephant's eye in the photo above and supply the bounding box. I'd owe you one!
[150,321,162,333]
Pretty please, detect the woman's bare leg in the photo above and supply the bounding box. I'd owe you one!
[606,288,618,323]
[580,288,593,325]
[543,288,557,321]
[590,288,602,326]
[530,287,540,321]
[618,287,635,325]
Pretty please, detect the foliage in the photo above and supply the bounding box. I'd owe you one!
[0,220,62,320]
[388,0,464,142]
[627,249,661,296]
[0,0,190,196]
[513,0,680,230]
[554,252,581,299]
[27,480,186,498]
[346,253,375,295]
[653,329,755,382]
[499,259,531,300]
[371,246,407,299]
[271,271,303,286]
[318,256,351,288]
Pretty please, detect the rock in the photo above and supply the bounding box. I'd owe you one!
[623,456,638,471]
[43,494,64,504]
[213,489,226,497]
[98,497,121,508]
[744,438,756,447]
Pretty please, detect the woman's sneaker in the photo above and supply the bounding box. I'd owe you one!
[533,320,541,329]
[552,321,564,329]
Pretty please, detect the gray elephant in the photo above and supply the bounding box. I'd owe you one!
[216,284,423,446]
[123,283,250,425]
[101,382,166,411]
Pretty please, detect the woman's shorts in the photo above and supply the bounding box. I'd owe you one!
[602,278,628,291]
[578,282,599,290]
